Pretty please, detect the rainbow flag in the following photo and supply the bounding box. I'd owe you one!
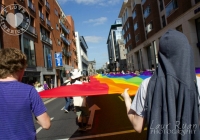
[39,71,152,98]
[196,68,200,77]
[39,69,200,98]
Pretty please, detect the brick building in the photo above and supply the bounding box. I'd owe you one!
[0,0,77,87]
[119,0,200,71]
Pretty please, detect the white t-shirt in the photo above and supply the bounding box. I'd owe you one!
[72,80,86,107]
[131,76,200,118]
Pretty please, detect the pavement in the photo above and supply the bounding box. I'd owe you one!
[42,98,51,102]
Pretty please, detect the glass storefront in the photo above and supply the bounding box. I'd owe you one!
[23,37,36,67]
[22,71,40,85]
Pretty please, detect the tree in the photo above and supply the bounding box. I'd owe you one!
[96,69,104,74]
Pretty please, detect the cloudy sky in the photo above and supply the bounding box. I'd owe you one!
[57,0,122,69]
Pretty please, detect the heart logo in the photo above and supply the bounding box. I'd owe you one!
[6,13,24,28]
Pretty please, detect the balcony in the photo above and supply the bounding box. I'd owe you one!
[60,34,70,46]
[39,11,44,21]
[46,1,50,10]
[39,0,44,5]
[62,49,72,57]
[46,18,51,27]
[41,34,52,45]
[66,51,72,57]
[28,0,35,12]
[18,22,37,37]
[60,20,70,34]
[0,4,5,16]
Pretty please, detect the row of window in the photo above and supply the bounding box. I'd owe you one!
[124,33,131,44]
[23,37,52,69]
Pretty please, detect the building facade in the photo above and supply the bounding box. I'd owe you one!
[75,32,89,76]
[119,0,200,71]
[107,19,124,72]
[87,60,96,76]
[0,0,77,87]
[117,39,127,72]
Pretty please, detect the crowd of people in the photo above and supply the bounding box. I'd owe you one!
[1,29,200,139]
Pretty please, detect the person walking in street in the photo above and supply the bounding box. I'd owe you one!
[62,77,73,113]
[43,80,49,90]
[71,69,90,131]
[50,78,54,89]
[121,29,200,139]
[0,48,51,140]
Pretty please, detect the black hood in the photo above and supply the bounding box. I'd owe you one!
[144,29,200,140]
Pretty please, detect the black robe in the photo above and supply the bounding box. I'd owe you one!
[144,29,200,140]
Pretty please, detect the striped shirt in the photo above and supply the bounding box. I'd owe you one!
[0,81,47,140]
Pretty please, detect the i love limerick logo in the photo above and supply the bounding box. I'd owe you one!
[0,4,30,36]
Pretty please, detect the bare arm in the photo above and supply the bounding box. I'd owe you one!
[36,112,51,129]
[121,89,145,133]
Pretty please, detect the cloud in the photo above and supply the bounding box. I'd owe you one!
[107,0,120,5]
[75,0,102,5]
[57,0,68,4]
[57,0,120,5]
[83,17,107,26]
[84,36,104,43]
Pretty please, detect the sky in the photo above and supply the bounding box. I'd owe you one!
[57,0,123,69]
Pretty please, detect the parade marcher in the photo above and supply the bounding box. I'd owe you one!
[71,69,90,131]
[43,81,49,90]
[121,29,200,139]
[62,76,73,113]
[35,82,45,92]
[0,48,51,140]
[50,78,54,89]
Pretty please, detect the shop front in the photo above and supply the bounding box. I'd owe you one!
[22,71,40,86]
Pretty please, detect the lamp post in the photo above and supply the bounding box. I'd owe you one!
[109,57,112,72]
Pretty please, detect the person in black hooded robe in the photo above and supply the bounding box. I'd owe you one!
[121,29,200,140]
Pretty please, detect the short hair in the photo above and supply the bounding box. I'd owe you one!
[0,48,27,78]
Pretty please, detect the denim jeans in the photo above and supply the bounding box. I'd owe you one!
[64,97,72,110]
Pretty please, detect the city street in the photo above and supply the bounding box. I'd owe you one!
[35,95,147,140]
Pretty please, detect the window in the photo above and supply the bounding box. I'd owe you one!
[134,22,138,31]
[166,0,178,17]
[23,37,36,67]
[147,46,155,69]
[146,22,153,33]
[55,9,58,16]
[126,9,128,20]
[56,24,59,30]
[144,6,151,19]
[132,2,136,9]
[162,15,166,27]
[196,18,200,45]
[159,0,164,11]
[195,0,200,4]
[132,10,136,20]
[135,34,140,42]
[141,0,146,5]
[176,25,182,32]
[44,46,52,69]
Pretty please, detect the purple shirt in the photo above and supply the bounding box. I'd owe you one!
[0,81,47,140]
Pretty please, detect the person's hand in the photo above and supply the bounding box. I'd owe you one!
[121,88,131,102]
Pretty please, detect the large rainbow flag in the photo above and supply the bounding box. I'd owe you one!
[39,69,200,98]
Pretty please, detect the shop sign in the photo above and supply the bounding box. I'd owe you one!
[55,52,63,67]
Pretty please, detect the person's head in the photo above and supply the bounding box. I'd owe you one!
[0,48,27,81]
[66,70,69,74]
[44,81,46,84]
[158,29,195,82]
[70,69,83,83]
